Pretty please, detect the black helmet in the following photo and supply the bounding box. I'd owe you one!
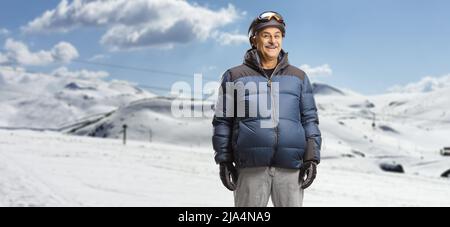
[248,11,286,48]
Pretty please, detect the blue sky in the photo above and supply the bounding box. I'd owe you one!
[1,0,450,95]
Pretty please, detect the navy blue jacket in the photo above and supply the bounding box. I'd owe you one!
[212,49,322,169]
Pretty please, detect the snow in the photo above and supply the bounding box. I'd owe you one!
[312,82,347,96]
[0,66,156,129]
[1,68,450,206]
[63,82,450,179]
[315,89,450,179]
[0,129,449,207]
[0,129,229,206]
[65,97,214,147]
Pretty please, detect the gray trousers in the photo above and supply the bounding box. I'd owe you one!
[234,167,304,207]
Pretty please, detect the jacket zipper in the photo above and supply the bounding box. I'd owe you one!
[266,65,280,166]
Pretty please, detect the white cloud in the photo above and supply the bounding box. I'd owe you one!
[51,67,109,79]
[0,39,79,66]
[212,31,248,46]
[0,53,7,64]
[51,42,79,63]
[388,74,450,93]
[300,64,333,77]
[0,28,9,36]
[3,39,54,65]
[23,0,245,50]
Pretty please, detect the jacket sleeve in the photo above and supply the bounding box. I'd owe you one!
[300,74,322,163]
[212,70,235,164]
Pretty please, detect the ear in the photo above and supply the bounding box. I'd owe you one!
[251,36,257,47]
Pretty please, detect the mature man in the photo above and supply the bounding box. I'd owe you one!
[212,11,322,207]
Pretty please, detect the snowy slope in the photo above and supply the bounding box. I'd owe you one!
[315,86,450,179]
[371,87,450,129]
[0,129,449,207]
[64,97,214,147]
[60,81,450,178]
[0,66,156,129]
[312,82,347,96]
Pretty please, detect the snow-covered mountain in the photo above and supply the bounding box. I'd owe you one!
[312,82,347,96]
[1,68,449,206]
[53,77,450,179]
[372,88,450,129]
[63,97,214,147]
[0,66,156,129]
[314,84,450,179]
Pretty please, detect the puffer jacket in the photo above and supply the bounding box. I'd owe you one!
[212,49,322,169]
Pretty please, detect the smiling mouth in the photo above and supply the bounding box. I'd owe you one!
[265,46,278,50]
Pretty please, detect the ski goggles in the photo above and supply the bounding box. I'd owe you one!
[257,11,285,26]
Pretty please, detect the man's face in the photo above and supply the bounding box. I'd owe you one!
[254,27,283,62]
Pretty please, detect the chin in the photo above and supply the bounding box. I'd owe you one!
[265,52,279,58]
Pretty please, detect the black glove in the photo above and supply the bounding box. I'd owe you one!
[219,162,238,191]
[299,161,317,189]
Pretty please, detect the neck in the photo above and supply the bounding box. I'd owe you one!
[257,51,278,69]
